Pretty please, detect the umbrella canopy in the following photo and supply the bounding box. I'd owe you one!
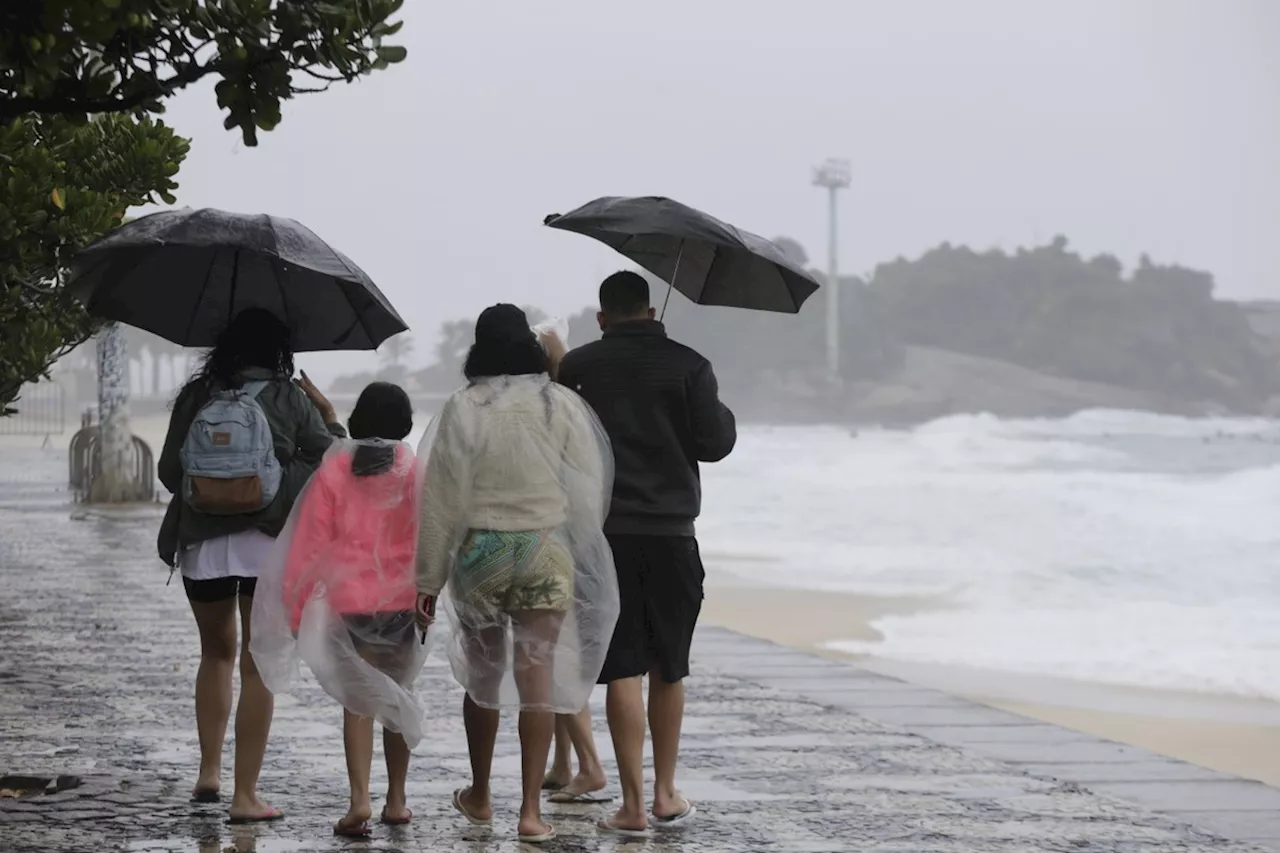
[543,196,821,314]
[67,208,408,351]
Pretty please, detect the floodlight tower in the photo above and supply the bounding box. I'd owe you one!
[812,158,851,380]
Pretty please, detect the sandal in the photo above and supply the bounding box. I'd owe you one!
[381,806,412,826]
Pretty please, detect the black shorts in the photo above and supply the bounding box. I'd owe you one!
[183,576,257,603]
[343,611,417,683]
[597,535,705,685]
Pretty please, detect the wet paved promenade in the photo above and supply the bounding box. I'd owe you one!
[2,447,1278,852]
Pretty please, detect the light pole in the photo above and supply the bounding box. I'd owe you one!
[812,158,851,381]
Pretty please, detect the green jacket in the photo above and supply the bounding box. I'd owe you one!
[157,367,346,567]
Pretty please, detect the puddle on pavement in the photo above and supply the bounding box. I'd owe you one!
[677,776,785,802]
[127,837,311,853]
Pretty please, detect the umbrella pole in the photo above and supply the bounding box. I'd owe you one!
[660,241,684,322]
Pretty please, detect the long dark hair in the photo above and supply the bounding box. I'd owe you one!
[190,308,294,390]
[463,304,549,382]
[348,382,413,441]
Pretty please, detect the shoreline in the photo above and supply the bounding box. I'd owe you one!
[700,565,1280,788]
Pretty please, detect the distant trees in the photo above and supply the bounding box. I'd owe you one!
[865,238,1277,408]
[391,236,1278,414]
[379,333,415,381]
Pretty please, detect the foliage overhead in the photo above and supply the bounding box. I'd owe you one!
[0,0,407,145]
[0,113,190,415]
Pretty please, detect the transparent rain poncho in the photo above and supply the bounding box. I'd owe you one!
[415,370,618,713]
[250,439,430,746]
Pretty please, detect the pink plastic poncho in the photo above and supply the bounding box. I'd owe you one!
[250,439,430,747]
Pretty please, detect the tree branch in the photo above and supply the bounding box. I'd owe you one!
[0,60,215,120]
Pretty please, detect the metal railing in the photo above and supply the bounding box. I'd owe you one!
[69,412,156,503]
[0,383,66,440]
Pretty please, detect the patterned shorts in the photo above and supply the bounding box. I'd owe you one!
[453,529,574,615]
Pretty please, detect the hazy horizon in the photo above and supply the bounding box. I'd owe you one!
[125,0,1278,384]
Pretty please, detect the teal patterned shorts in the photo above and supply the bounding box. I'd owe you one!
[453,529,573,614]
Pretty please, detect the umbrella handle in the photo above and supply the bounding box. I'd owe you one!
[659,241,683,323]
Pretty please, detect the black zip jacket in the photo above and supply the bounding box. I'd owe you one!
[558,320,736,537]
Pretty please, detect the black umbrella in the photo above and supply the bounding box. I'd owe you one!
[543,195,820,317]
[67,208,408,351]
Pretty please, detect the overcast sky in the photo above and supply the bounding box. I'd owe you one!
[149,0,1280,383]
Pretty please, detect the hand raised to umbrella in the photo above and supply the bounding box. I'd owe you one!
[538,328,568,380]
[296,370,338,425]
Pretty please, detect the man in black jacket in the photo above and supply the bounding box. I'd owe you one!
[558,270,736,834]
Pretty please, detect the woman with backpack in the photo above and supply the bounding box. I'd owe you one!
[251,382,425,839]
[158,307,345,823]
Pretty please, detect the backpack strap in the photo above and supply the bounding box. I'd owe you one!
[241,380,269,399]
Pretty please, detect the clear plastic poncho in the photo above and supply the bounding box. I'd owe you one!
[415,372,618,713]
[250,439,430,747]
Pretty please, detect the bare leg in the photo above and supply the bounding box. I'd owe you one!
[559,707,607,797]
[458,623,506,824]
[337,711,374,832]
[648,671,688,817]
[460,694,499,822]
[188,597,237,795]
[605,676,648,831]
[229,595,277,820]
[545,716,573,788]
[511,610,564,839]
[382,728,411,820]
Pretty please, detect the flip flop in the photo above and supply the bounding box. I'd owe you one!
[451,788,492,827]
[548,789,613,804]
[518,824,557,843]
[190,788,221,804]
[380,806,412,826]
[650,800,697,829]
[333,818,372,838]
[227,807,285,825]
[596,817,650,838]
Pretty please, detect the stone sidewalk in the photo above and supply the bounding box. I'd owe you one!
[1,447,1277,852]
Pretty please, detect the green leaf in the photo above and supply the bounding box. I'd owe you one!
[375,45,407,64]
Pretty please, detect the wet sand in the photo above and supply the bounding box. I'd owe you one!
[700,563,1280,788]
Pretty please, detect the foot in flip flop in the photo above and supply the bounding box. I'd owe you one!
[227,806,284,825]
[190,787,221,804]
[451,787,493,826]
[549,788,613,805]
[548,770,611,804]
[381,805,413,826]
[650,798,697,829]
[333,816,371,838]
[334,801,372,837]
[518,817,556,843]
[597,813,650,838]
[228,794,284,825]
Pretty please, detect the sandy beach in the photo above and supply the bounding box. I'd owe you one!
[701,561,1280,788]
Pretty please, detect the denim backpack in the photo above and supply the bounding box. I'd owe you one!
[179,380,282,515]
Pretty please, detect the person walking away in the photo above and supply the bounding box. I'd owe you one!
[543,708,610,802]
[414,304,618,843]
[158,308,345,823]
[557,271,737,835]
[250,382,424,838]
[536,328,611,805]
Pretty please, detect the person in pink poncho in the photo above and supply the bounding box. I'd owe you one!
[251,382,428,840]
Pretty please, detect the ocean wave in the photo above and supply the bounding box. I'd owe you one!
[698,410,1280,699]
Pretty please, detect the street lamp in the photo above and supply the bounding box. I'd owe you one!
[812,158,851,381]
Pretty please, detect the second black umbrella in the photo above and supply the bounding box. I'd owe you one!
[544,195,820,316]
